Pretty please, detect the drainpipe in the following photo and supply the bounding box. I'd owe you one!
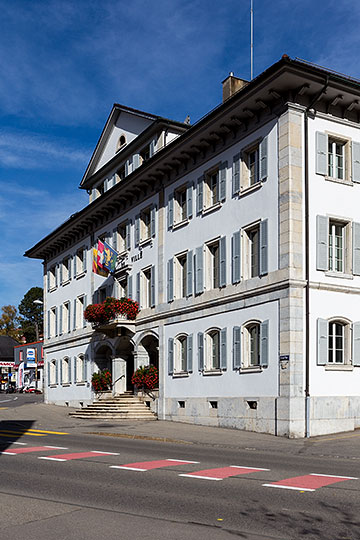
[304,77,329,438]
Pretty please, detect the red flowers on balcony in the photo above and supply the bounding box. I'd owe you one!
[84,297,140,324]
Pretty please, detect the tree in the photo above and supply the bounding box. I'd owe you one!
[0,305,21,341]
[18,287,43,342]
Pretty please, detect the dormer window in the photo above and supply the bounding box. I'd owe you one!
[116,134,127,152]
[140,144,151,164]
[116,165,126,182]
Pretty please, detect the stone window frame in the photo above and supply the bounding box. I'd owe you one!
[242,320,262,370]
[204,327,221,372]
[327,316,351,368]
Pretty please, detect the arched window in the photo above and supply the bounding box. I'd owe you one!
[207,329,220,370]
[76,355,84,383]
[62,357,70,384]
[175,335,187,372]
[328,320,347,364]
[243,322,261,367]
[317,317,351,366]
[116,134,127,151]
[50,359,57,385]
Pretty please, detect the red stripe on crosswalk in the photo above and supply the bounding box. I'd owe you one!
[110,458,198,471]
[179,465,269,481]
[263,473,358,491]
[0,446,66,455]
[38,451,119,462]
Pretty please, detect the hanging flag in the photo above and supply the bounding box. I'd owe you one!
[103,240,118,273]
[97,240,105,268]
[92,248,108,277]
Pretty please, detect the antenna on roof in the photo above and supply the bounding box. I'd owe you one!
[250,0,254,80]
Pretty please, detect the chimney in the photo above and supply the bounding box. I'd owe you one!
[222,72,249,102]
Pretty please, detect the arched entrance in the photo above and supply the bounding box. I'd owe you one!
[94,344,113,376]
[139,334,159,370]
[113,328,135,394]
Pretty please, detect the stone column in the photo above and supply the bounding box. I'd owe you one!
[133,344,149,370]
[112,357,126,395]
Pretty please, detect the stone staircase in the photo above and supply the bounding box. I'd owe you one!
[69,391,157,420]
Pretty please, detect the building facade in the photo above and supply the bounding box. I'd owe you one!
[26,56,360,437]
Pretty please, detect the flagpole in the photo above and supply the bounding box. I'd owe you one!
[250,0,254,80]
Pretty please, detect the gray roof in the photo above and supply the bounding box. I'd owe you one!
[0,335,19,360]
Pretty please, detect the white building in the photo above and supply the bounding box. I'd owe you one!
[26,56,360,438]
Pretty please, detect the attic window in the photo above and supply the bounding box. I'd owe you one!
[116,134,127,152]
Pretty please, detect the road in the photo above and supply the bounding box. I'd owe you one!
[0,399,359,539]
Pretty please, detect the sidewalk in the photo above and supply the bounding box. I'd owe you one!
[1,400,360,460]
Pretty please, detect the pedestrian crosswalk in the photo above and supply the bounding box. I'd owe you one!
[0,442,358,493]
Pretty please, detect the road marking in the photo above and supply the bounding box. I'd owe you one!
[110,458,198,472]
[26,429,68,435]
[0,446,68,455]
[0,430,46,437]
[38,450,119,461]
[263,473,359,491]
[0,407,8,410]
[179,465,270,481]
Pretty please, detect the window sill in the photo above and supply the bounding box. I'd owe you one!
[324,364,353,371]
[49,286,57,293]
[117,249,129,257]
[239,181,262,197]
[324,175,353,186]
[172,371,190,378]
[139,237,153,248]
[76,271,86,280]
[62,383,71,387]
[61,279,70,286]
[202,369,223,376]
[202,202,221,216]
[49,384,58,388]
[76,382,86,386]
[172,219,189,231]
[325,272,353,280]
[239,366,263,374]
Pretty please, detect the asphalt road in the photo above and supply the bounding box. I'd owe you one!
[0,421,359,540]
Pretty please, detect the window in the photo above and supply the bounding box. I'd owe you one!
[328,321,346,364]
[116,164,126,181]
[50,360,57,385]
[116,134,126,152]
[62,357,70,384]
[48,266,56,290]
[142,268,152,308]
[49,307,56,338]
[206,241,220,289]
[242,144,260,188]
[117,222,128,253]
[140,207,151,241]
[207,330,220,370]
[244,224,260,278]
[76,355,84,383]
[243,323,260,367]
[62,257,71,283]
[317,216,355,275]
[75,248,87,276]
[317,318,352,367]
[174,186,187,223]
[98,287,107,304]
[328,138,345,180]
[176,335,187,372]
[205,168,219,208]
[168,334,193,374]
[176,254,187,298]
[75,296,86,329]
[233,320,268,370]
[328,221,346,273]
[118,276,128,298]
[315,132,352,182]
[62,302,71,334]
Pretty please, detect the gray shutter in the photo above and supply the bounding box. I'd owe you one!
[150,205,156,238]
[59,305,63,336]
[55,307,58,336]
[187,334,193,372]
[149,139,156,157]
[219,236,227,287]
[56,264,59,287]
[167,258,174,302]
[83,248,87,272]
[196,176,204,214]
[112,228,118,251]
[198,332,204,371]
[83,354,88,381]
[352,142,360,183]
[47,361,51,386]
[233,326,241,369]
[168,194,174,229]
[232,153,240,196]
[47,270,50,292]
[186,250,193,296]
[73,299,77,330]
[187,184,193,218]
[47,310,50,339]
[68,258,72,280]
[316,131,328,175]
[219,161,227,201]
[232,231,241,284]
[136,272,141,305]
[260,136,268,181]
[67,303,71,333]
[353,222,360,276]
[74,356,77,382]
[135,215,140,246]
[55,359,59,385]
[352,322,360,366]
[133,153,140,170]
[59,263,62,285]
[59,359,63,385]
[125,160,129,176]
[150,266,155,307]
[316,215,329,271]
[73,254,77,277]
[260,219,268,276]
[104,178,109,192]
[83,295,87,327]
[68,358,72,383]
[220,328,227,369]
[128,276,133,299]
[260,320,269,367]
[168,338,174,375]
[126,221,131,250]
[195,246,204,295]
[317,318,328,366]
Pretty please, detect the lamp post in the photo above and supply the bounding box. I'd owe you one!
[33,299,43,391]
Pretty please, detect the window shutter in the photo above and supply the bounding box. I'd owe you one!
[83,354,88,381]
[220,328,227,369]
[150,205,156,238]
[47,270,50,292]
[73,299,77,330]
[68,258,72,280]
[316,132,328,175]
[68,303,71,333]
[168,194,174,229]
[219,161,227,202]
[316,215,329,271]
[352,142,360,183]
[73,254,77,277]
[352,321,360,366]
[112,228,118,251]
[74,356,77,383]
[231,231,241,284]
[55,359,59,385]
[47,310,50,339]
[232,153,241,196]
[83,295,87,327]
[125,160,129,176]
[353,222,360,276]
[219,236,227,287]
[68,358,72,384]
[126,221,131,249]
[83,248,87,272]
[91,188,96,201]
[260,219,268,276]
[128,276,133,299]
[56,264,59,288]
[47,361,51,386]
[187,184,193,218]
[150,266,155,307]
[149,139,156,158]
[59,263,63,285]
[133,153,140,170]
[104,178,109,192]
[59,359,63,385]
[55,307,58,336]
[233,326,241,369]
[167,258,174,302]
[186,250,193,296]
[59,305,63,336]
[260,320,269,367]
[198,332,204,371]
[317,318,328,365]
[168,338,174,375]
[135,214,140,246]
[136,272,141,305]
[196,176,204,214]
[187,334,193,372]
[195,246,204,295]
[259,136,268,181]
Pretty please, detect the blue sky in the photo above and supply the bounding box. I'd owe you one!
[1,0,359,309]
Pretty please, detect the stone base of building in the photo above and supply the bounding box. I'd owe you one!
[309,396,360,436]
